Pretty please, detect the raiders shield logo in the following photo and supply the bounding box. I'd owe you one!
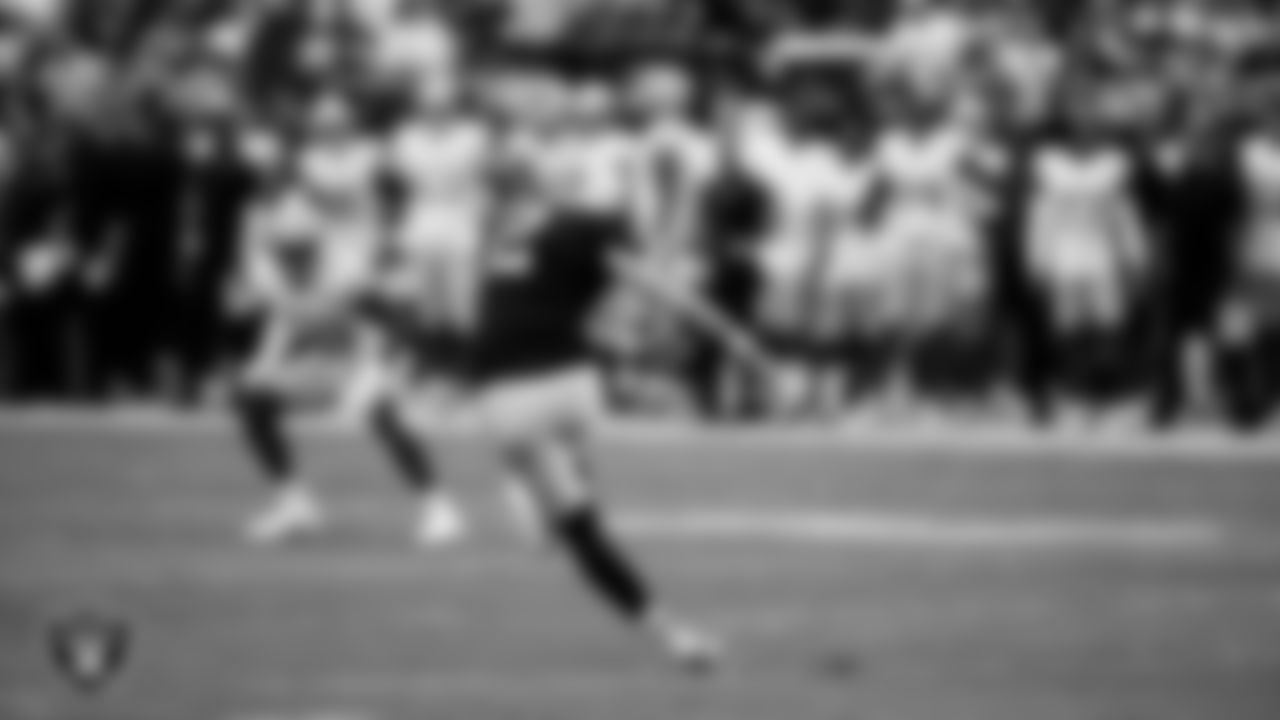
[48,613,130,693]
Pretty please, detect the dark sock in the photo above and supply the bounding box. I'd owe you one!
[368,403,435,494]
[553,506,653,622]
[234,389,293,484]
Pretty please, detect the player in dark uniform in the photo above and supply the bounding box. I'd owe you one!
[446,76,768,670]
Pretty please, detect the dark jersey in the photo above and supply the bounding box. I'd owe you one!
[467,213,627,381]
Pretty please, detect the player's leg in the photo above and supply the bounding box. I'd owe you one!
[391,219,463,391]
[491,372,723,670]
[929,244,997,414]
[759,241,817,417]
[1215,277,1280,431]
[522,431,724,670]
[811,246,859,419]
[233,371,326,544]
[1077,267,1138,423]
[364,395,469,546]
[1014,261,1057,424]
[1043,268,1095,425]
[875,228,929,419]
[416,237,477,376]
[233,300,352,543]
[441,224,484,340]
[345,291,471,545]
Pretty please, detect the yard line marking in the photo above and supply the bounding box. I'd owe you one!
[1,409,1279,461]
[617,509,1228,552]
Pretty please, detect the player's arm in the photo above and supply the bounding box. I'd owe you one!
[243,304,296,382]
[335,315,399,419]
[610,251,770,373]
[230,203,273,314]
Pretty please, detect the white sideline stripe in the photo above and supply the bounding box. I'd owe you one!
[617,510,1227,551]
[0,409,1279,461]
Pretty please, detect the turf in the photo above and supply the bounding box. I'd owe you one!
[1,417,1279,720]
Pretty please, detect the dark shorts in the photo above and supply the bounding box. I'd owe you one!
[473,362,606,441]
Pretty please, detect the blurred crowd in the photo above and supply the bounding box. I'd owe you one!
[1,0,1279,431]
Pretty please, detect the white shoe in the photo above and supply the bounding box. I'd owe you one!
[246,486,325,545]
[415,494,469,548]
[655,618,726,674]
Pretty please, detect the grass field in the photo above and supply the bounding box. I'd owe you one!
[1,414,1279,720]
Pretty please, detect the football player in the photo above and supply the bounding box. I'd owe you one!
[382,65,494,349]
[231,95,466,547]
[407,74,770,670]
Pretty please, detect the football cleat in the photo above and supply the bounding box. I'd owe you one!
[657,619,726,674]
[245,485,326,545]
[414,494,470,548]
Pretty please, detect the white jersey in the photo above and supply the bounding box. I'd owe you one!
[386,116,493,252]
[753,134,872,279]
[874,128,976,222]
[1026,145,1140,280]
[291,139,382,293]
[870,127,986,263]
[765,137,870,241]
[1239,134,1280,274]
[295,137,384,229]
[243,193,371,316]
[632,119,718,247]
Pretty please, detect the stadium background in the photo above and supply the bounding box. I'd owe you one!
[0,0,1277,431]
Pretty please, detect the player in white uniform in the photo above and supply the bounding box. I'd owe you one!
[608,64,719,405]
[1021,105,1152,420]
[383,69,494,346]
[629,64,718,268]
[728,93,860,416]
[1025,126,1148,334]
[865,103,996,412]
[870,107,992,334]
[233,95,466,547]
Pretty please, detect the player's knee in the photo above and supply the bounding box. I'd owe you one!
[339,375,393,423]
[498,443,553,518]
[363,395,406,434]
[232,381,284,421]
[504,438,589,517]
[540,446,591,514]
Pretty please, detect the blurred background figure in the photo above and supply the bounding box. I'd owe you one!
[865,93,998,421]
[0,0,1274,436]
[1215,100,1280,430]
[689,80,772,420]
[1019,82,1155,428]
[382,28,491,381]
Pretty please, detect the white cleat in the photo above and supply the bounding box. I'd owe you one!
[245,486,326,545]
[415,494,470,548]
[657,619,727,674]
